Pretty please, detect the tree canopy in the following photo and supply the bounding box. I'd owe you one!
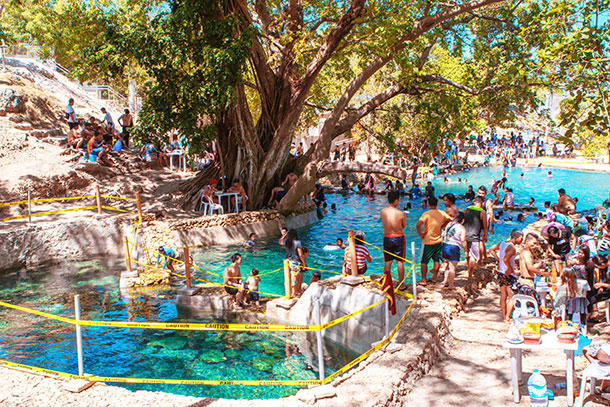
[4,0,610,210]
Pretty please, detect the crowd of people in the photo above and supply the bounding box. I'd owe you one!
[65,98,137,166]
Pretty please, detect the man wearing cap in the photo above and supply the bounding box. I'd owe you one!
[157,246,177,272]
[202,179,220,204]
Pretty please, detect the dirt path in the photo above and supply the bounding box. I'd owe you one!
[403,284,609,407]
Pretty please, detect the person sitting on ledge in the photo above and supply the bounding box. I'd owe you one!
[224,253,245,310]
[157,246,177,273]
[342,231,372,275]
[245,268,261,306]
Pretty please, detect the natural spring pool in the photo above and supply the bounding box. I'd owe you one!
[1,165,610,399]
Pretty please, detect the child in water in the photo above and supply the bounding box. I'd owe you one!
[246,268,261,306]
[244,233,257,248]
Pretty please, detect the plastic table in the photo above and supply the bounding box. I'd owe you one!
[503,332,578,405]
[167,150,186,171]
[214,192,240,213]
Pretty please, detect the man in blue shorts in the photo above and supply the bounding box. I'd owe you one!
[381,190,407,288]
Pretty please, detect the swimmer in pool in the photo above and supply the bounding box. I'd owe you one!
[330,238,346,248]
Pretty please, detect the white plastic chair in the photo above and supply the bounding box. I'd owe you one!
[577,361,610,407]
[512,294,540,318]
[235,195,247,213]
[198,192,224,215]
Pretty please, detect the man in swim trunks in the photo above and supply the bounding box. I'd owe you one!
[417,196,452,284]
[464,196,488,279]
[381,190,407,288]
[224,253,245,310]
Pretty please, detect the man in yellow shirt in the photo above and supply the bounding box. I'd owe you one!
[417,196,452,285]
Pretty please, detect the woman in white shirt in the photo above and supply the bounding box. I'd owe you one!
[441,212,468,289]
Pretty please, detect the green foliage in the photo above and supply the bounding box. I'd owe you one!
[87,0,253,150]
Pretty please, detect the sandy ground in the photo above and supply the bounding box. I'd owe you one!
[404,284,609,407]
[518,157,610,173]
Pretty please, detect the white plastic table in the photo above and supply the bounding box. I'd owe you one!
[503,331,578,405]
[214,192,240,213]
[167,150,186,171]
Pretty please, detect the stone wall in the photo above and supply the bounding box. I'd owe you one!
[0,216,132,270]
[266,277,411,354]
[0,206,318,271]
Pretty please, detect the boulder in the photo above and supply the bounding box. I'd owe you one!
[0,87,26,113]
[8,115,25,123]
[14,122,33,131]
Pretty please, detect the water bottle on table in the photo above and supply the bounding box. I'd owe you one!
[527,369,548,406]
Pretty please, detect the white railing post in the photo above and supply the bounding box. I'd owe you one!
[27,190,31,223]
[411,242,417,300]
[314,299,325,381]
[384,301,390,338]
[74,295,84,376]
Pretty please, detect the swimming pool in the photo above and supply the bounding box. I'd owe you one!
[191,165,610,296]
[1,165,609,399]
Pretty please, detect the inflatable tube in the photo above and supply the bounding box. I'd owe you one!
[323,245,340,251]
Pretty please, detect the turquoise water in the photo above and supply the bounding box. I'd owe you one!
[192,166,610,293]
[0,260,354,399]
[1,165,610,399]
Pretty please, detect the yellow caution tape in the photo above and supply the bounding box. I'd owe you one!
[0,206,98,223]
[31,195,96,203]
[256,267,283,277]
[0,359,320,386]
[322,299,415,384]
[102,205,137,214]
[100,195,138,201]
[0,195,96,207]
[355,237,414,264]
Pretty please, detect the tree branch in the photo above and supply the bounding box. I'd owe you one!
[318,161,410,180]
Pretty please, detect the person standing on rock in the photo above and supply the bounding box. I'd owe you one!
[224,253,245,310]
[100,107,114,133]
[66,98,78,130]
[381,190,407,288]
[417,196,452,285]
[464,196,488,280]
[118,108,134,147]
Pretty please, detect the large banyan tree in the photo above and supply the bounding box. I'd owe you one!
[87,0,555,212]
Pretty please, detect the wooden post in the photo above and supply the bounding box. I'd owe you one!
[348,230,358,276]
[135,192,143,222]
[95,185,102,214]
[27,190,32,223]
[283,259,291,298]
[184,247,192,288]
[123,236,132,272]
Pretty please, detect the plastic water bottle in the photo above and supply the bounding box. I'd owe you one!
[527,369,549,406]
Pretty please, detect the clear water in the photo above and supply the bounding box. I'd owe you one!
[1,165,609,399]
[192,165,610,291]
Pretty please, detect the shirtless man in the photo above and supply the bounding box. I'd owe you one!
[228,179,247,211]
[381,190,407,287]
[519,233,550,283]
[117,108,134,147]
[267,172,298,207]
[557,188,576,215]
[442,193,458,219]
[224,253,245,310]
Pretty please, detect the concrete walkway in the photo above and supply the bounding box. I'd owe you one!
[403,284,607,407]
